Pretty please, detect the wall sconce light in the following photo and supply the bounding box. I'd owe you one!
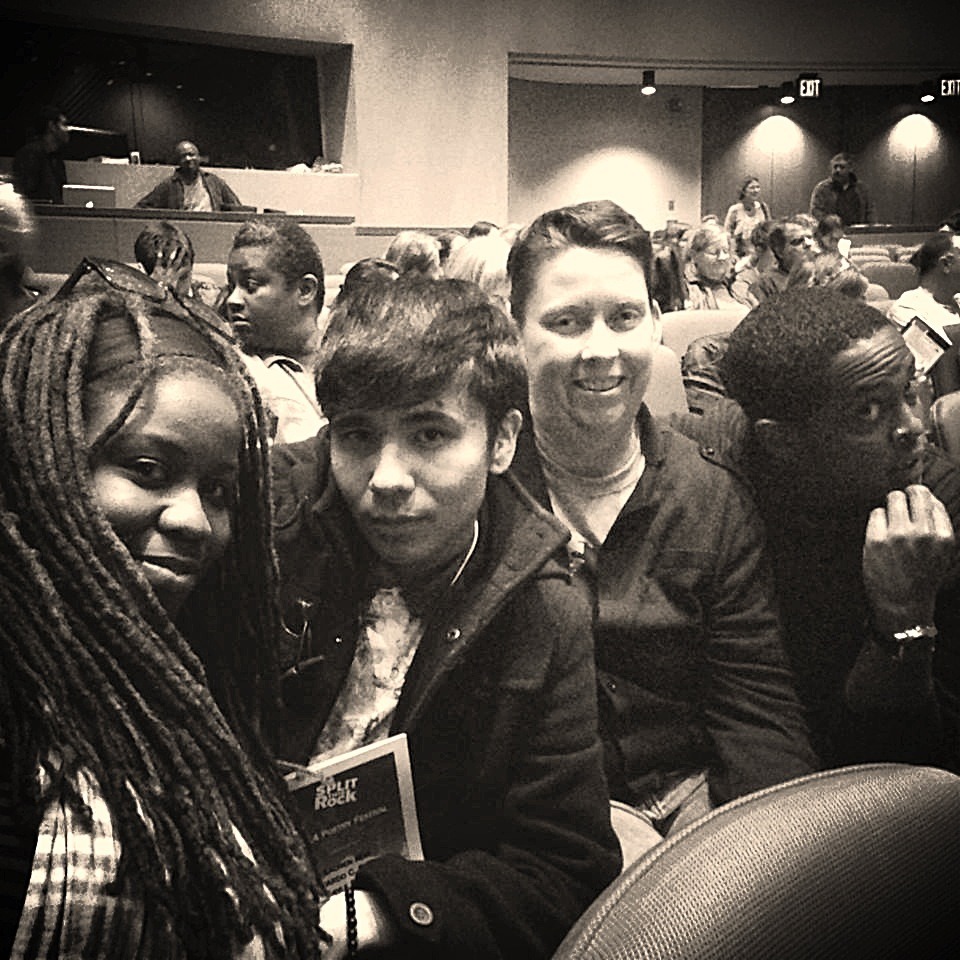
[641,69,657,96]
[779,81,796,105]
[920,80,936,103]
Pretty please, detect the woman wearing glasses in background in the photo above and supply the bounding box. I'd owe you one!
[0,262,326,958]
[682,221,757,311]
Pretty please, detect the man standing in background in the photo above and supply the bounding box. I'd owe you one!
[810,152,875,226]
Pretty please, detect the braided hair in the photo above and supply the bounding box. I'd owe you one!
[0,280,321,957]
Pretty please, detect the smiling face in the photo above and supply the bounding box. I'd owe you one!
[85,368,241,618]
[692,231,732,284]
[175,141,201,178]
[329,370,520,582]
[225,244,318,359]
[742,179,762,202]
[519,245,661,440]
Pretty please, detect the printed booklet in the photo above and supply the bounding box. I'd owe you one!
[285,733,423,893]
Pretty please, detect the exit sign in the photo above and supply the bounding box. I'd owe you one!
[941,78,960,96]
[798,75,822,98]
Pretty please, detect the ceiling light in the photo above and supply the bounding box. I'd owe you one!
[779,81,795,105]
[920,80,936,103]
[641,69,656,96]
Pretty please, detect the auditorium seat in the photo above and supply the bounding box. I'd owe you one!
[645,343,688,417]
[858,260,917,299]
[659,308,747,357]
[552,763,960,960]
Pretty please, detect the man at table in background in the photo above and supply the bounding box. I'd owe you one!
[135,140,242,212]
[12,105,69,205]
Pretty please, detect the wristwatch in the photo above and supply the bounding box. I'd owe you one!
[886,624,938,662]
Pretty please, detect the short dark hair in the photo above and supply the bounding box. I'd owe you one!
[133,221,194,273]
[722,287,890,423]
[507,199,653,325]
[767,214,815,263]
[910,232,956,276]
[231,216,324,306]
[467,220,499,238]
[318,277,526,435]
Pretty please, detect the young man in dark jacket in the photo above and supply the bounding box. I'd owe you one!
[675,287,959,770]
[269,278,620,959]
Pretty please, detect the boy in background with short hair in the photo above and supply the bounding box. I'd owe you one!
[269,277,619,959]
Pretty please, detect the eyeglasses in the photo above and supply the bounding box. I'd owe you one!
[787,235,815,247]
[55,256,235,343]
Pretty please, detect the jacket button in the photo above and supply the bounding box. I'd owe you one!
[606,678,617,692]
[409,901,434,926]
[704,446,715,456]
[445,627,461,642]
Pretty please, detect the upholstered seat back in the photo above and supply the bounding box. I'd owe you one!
[553,764,960,960]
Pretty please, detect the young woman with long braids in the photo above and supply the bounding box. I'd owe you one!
[0,260,324,958]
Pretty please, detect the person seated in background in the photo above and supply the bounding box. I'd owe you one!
[332,255,399,308]
[505,199,816,848]
[384,229,442,279]
[723,174,771,262]
[674,288,959,771]
[682,221,755,310]
[809,250,870,299]
[809,152,875,227]
[650,242,687,313]
[730,220,774,301]
[269,277,620,958]
[748,214,818,303]
[435,228,467,270]
[888,232,960,398]
[0,271,323,956]
[225,216,326,443]
[0,181,38,324]
[466,219,499,238]
[135,140,242,212]
[133,220,202,300]
[814,212,847,255]
[11,104,69,205]
[443,230,513,313]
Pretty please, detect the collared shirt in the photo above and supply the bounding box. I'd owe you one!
[242,353,326,445]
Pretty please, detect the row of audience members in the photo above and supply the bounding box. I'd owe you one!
[1,185,959,957]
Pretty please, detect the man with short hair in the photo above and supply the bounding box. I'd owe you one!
[506,200,816,845]
[135,140,241,212]
[676,287,959,769]
[12,105,69,205]
[268,277,620,958]
[225,215,326,443]
[809,152,875,227]
[748,214,818,303]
